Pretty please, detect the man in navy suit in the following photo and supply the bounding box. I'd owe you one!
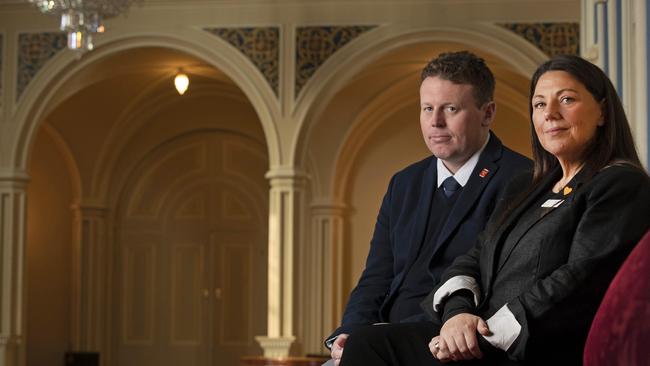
[325,51,532,365]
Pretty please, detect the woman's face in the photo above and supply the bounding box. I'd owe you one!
[531,71,603,164]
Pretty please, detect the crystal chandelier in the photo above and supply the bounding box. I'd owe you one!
[26,0,141,51]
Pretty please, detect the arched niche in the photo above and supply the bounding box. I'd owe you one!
[293,24,547,181]
[294,27,547,344]
[20,35,272,365]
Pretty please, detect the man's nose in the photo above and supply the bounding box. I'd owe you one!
[431,109,445,127]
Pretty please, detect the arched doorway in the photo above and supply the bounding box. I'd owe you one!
[114,131,268,366]
[19,42,273,366]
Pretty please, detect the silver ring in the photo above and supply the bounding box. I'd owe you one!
[434,341,440,350]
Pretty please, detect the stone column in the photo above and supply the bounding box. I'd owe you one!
[302,201,346,354]
[581,0,649,166]
[70,204,110,361]
[255,168,307,357]
[0,172,29,366]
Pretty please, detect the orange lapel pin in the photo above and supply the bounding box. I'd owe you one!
[563,186,573,196]
[479,168,489,178]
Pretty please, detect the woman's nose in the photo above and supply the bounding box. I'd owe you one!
[544,103,560,120]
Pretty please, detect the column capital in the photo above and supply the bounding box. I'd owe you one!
[310,199,347,215]
[0,169,29,190]
[70,202,108,217]
[265,167,309,182]
[0,334,22,345]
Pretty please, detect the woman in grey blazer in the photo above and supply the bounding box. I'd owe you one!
[339,55,650,365]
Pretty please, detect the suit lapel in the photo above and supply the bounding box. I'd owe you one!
[402,158,437,272]
[381,159,436,319]
[433,133,502,255]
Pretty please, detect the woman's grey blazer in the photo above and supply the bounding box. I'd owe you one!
[423,164,650,364]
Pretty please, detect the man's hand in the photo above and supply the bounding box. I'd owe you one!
[431,313,490,362]
[330,333,349,366]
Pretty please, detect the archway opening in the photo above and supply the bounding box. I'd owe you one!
[298,39,533,353]
[25,46,269,366]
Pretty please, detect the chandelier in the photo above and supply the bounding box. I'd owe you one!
[26,0,141,51]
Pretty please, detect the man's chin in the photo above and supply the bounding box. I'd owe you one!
[431,150,455,161]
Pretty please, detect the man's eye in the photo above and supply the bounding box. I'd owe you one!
[446,106,457,112]
[423,106,433,112]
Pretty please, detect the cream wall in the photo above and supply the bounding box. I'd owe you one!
[9,1,647,366]
[26,127,75,366]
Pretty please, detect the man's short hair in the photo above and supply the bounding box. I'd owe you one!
[420,51,495,107]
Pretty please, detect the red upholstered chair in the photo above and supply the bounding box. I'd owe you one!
[583,230,650,366]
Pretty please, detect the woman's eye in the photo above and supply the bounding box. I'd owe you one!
[560,96,574,104]
[533,102,545,109]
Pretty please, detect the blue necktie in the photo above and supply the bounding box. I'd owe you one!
[442,176,461,198]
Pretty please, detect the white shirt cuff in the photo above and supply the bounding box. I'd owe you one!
[325,336,337,349]
[432,275,480,312]
[482,303,521,351]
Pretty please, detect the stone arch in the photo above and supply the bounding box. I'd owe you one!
[92,79,253,203]
[293,25,549,351]
[293,23,548,196]
[38,123,83,202]
[10,28,282,179]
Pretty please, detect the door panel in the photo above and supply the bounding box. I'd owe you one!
[114,132,268,366]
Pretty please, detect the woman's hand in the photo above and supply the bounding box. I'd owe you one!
[431,313,490,362]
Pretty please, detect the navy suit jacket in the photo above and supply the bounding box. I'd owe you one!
[325,132,532,345]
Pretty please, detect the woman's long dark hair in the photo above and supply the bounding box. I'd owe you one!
[528,55,643,184]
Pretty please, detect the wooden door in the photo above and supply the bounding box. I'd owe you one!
[114,132,268,366]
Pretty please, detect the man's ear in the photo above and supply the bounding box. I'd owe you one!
[482,101,496,127]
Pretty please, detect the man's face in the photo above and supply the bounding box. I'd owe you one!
[419,76,494,173]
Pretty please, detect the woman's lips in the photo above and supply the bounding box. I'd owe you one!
[545,127,568,136]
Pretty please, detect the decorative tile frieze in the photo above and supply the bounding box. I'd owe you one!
[17,32,66,100]
[295,26,375,97]
[499,23,579,57]
[205,27,280,96]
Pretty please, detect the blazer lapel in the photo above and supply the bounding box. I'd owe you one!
[481,167,561,293]
[493,167,565,274]
[494,167,589,274]
[433,133,502,254]
[402,158,437,272]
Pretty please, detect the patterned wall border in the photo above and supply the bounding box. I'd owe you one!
[295,25,376,98]
[499,23,580,58]
[17,32,67,100]
[205,27,280,96]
